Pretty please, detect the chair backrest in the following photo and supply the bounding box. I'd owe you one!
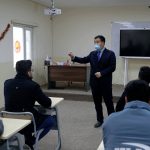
[0,111,37,137]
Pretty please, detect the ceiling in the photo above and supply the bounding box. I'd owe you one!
[32,0,150,8]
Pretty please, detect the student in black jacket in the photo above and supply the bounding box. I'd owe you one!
[116,66,150,112]
[4,60,55,149]
[69,35,116,128]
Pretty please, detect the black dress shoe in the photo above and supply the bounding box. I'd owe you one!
[94,122,103,128]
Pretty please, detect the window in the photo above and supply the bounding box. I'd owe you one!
[13,25,33,67]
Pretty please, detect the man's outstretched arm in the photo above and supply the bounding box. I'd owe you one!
[68,52,90,64]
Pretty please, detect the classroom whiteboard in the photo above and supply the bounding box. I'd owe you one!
[111,22,150,57]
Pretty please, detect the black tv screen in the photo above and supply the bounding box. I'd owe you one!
[120,30,150,57]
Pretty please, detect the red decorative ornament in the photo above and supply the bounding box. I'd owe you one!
[0,24,11,41]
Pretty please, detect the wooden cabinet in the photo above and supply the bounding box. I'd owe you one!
[47,65,90,90]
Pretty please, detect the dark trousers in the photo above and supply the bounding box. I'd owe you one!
[21,115,55,148]
[91,83,114,123]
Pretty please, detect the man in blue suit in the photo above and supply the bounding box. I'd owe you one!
[69,35,116,128]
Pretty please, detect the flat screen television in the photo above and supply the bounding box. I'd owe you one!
[120,29,150,57]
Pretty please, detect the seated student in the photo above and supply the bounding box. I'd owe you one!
[103,80,150,149]
[116,66,150,112]
[4,60,55,149]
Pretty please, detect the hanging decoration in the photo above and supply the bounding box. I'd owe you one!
[0,23,11,41]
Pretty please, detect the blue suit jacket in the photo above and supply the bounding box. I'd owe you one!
[73,48,116,88]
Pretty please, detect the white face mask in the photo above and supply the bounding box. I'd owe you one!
[94,44,102,51]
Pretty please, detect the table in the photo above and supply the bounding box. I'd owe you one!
[35,97,64,108]
[47,65,90,90]
[0,118,31,140]
[35,97,64,150]
[97,140,104,150]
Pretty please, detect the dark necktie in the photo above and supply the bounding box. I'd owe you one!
[97,51,101,61]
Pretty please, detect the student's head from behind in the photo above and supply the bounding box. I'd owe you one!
[94,35,105,50]
[125,80,150,104]
[16,60,33,79]
[138,66,150,84]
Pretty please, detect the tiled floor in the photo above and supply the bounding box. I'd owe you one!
[39,100,114,150]
[39,84,121,150]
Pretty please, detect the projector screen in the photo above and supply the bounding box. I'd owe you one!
[120,30,150,57]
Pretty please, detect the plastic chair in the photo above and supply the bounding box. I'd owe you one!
[35,106,61,150]
[0,111,44,150]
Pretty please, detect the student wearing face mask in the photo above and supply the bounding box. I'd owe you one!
[68,35,116,128]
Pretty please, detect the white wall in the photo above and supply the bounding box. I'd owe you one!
[52,6,150,85]
[1,2,150,107]
[0,0,52,106]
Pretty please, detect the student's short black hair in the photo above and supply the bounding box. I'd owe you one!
[138,66,150,84]
[94,35,105,43]
[125,80,150,103]
[16,60,32,74]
